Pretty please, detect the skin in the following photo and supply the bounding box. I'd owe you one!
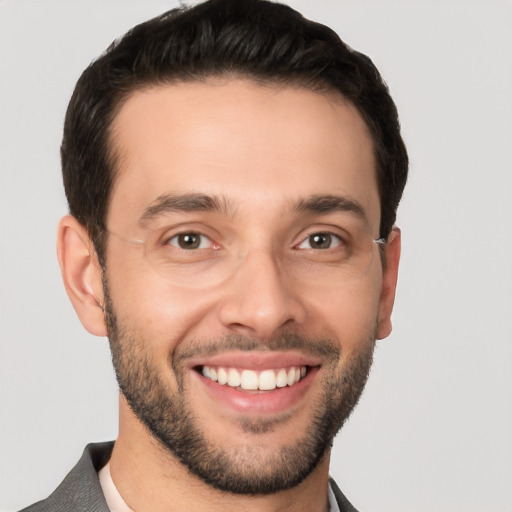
[57,79,401,512]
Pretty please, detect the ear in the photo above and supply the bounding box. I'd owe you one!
[57,215,107,337]
[376,227,401,340]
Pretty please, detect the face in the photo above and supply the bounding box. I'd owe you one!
[102,80,393,494]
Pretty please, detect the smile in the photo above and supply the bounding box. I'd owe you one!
[201,365,307,391]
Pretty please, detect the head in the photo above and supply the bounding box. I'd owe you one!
[58,0,407,498]
[61,0,407,265]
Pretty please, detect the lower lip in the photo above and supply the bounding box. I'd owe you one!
[191,367,319,415]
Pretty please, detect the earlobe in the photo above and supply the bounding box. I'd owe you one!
[376,227,401,340]
[57,215,107,337]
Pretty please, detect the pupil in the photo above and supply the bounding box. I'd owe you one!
[311,233,331,249]
[179,233,200,249]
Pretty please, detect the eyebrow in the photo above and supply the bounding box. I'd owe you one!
[140,193,230,224]
[139,192,368,225]
[294,194,368,223]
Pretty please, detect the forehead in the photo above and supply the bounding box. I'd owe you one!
[107,79,380,230]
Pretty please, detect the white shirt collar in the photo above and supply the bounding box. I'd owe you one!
[98,462,134,512]
[98,462,340,512]
[328,480,341,512]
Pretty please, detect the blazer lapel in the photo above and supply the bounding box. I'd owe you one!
[21,442,114,512]
[329,477,360,512]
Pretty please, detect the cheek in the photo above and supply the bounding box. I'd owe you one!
[305,273,382,353]
[106,260,222,353]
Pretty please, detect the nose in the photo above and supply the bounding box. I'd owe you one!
[218,250,307,339]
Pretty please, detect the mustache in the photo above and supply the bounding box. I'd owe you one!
[172,333,341,366]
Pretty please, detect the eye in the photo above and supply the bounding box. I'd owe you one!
[297,232,343,250]
[167,232,212,250]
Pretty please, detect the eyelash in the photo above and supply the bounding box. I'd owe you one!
[296,232,344,251]
[163,230,345,251]
[165,232,216,250]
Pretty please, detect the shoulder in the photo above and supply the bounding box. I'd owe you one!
[18,442,114,512]
[18,502,45,512]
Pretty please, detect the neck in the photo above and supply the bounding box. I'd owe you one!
[109,397,331,512]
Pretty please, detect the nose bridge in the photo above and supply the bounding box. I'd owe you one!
[218,247,306,338]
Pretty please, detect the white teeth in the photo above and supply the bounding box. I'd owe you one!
[217,367,228,385]
[259,370,276,390]
[276,368,288,388]
[201,365,307,391]
[287,368,296,386]
[240,370,258,389]
[241,369,259,390]
[227,368,241,387]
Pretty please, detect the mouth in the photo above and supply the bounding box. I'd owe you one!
[186,351,323,415]
[198,365,309,392]
[189,356,321,415]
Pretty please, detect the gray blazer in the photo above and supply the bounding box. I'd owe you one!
[19,442,359,512]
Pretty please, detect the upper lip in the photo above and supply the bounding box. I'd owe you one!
[187,351,322,371]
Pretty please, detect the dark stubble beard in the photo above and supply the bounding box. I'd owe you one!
[103,280,376,495]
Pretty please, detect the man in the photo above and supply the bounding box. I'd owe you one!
[21,0,407,510]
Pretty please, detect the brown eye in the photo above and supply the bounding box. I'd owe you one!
[309,233,332,249]
[297,232,343,250]
[168,233,209,250]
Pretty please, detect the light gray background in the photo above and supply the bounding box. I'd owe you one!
[1,1,511,511]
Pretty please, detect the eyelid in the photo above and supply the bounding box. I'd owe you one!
[293,221,352,244]
[166,232,214,249]
[155,223,223,247]
[295,231,344,250]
